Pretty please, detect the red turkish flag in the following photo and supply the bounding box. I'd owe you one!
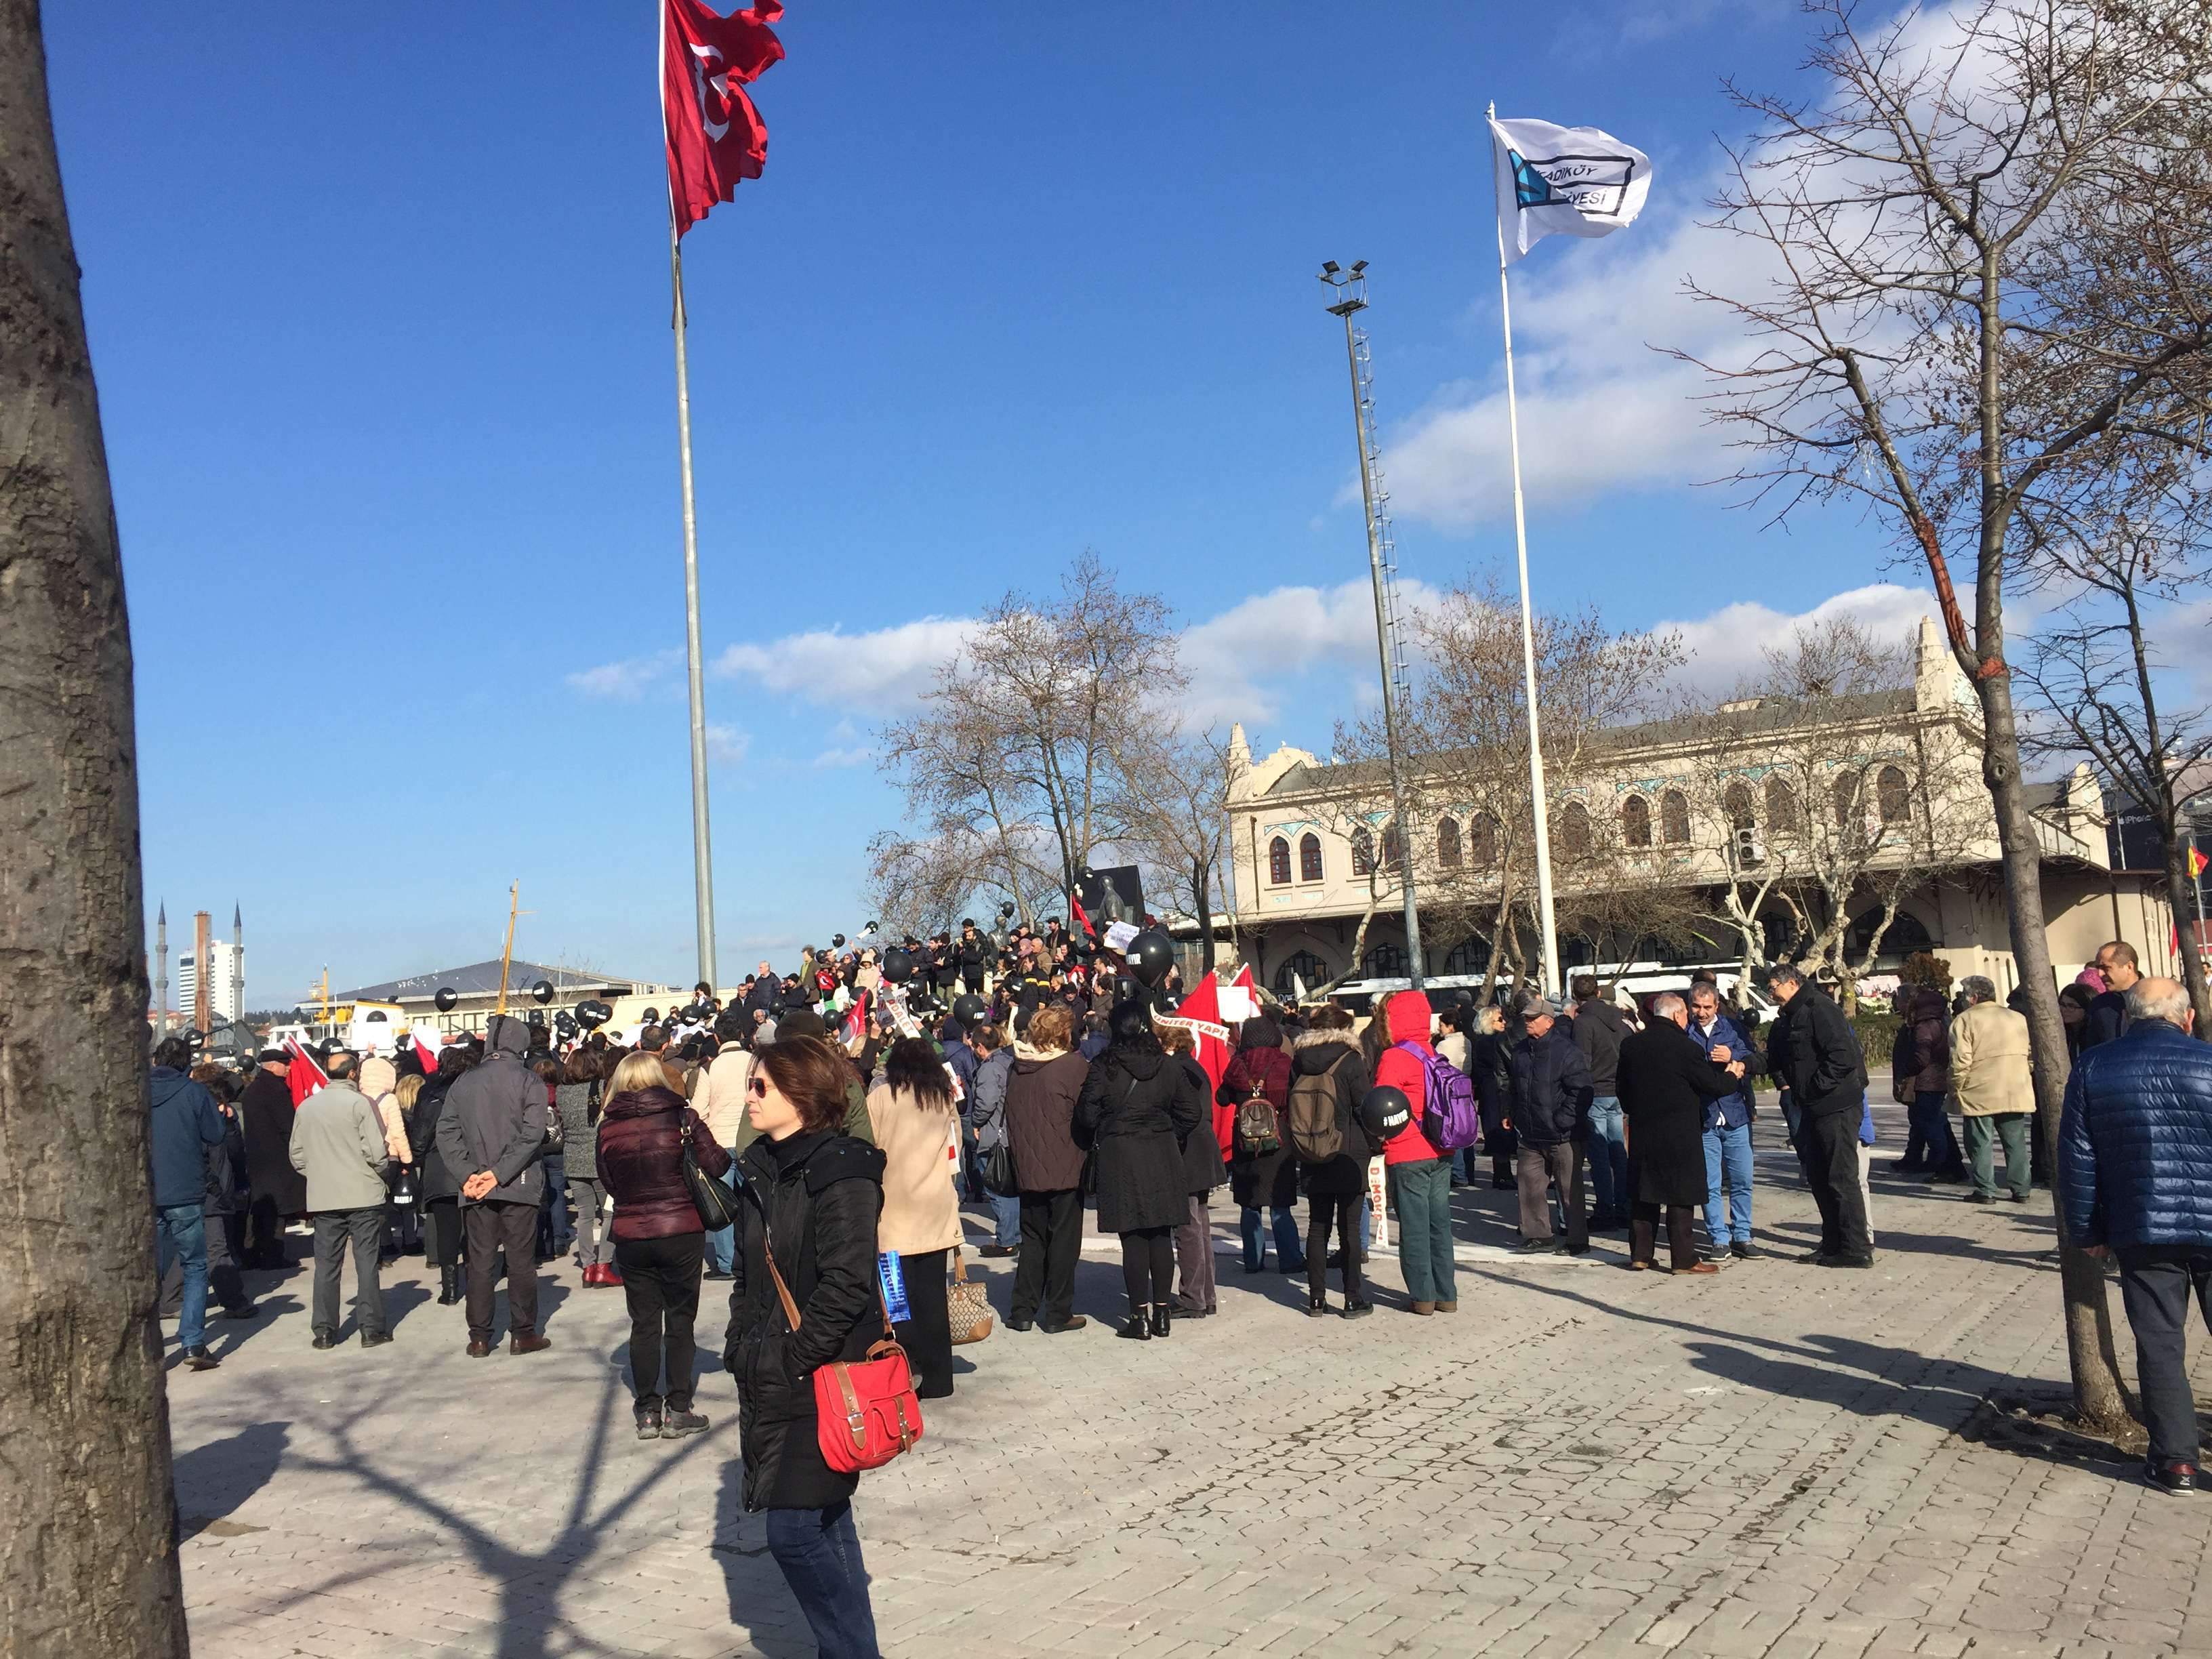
[662,0,785,236]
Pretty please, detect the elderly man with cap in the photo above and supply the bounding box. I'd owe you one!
[288,1050,394,1349]
[239,1046,305,1269]
[2060,978,2212,1494]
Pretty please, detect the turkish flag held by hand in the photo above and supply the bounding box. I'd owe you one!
[663,0,785,236]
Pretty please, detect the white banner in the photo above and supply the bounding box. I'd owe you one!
[1490,115,1652,264]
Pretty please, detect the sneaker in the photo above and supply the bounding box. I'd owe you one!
[1730,1242,1759,1261]
[2144,1459,2198,1495]
[635,1408,662,1440]
[660,1410,710,1439]
[182,1345,220,1370]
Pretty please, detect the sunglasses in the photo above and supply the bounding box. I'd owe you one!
[746,1076,768,1099]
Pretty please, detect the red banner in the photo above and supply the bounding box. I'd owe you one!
[662,0,784,236]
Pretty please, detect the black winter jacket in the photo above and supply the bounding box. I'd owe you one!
[724,1130,888,1513]
[1471,1030,1515,1138]
[1765,982,1866,1118]
[1073,1044,1202,1233]
[1509,1025,1593,1146]
[409,1071,462,1203]
[1572,1000,1634,1095]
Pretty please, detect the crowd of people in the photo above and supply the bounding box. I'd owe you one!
[146,924,2212,1651]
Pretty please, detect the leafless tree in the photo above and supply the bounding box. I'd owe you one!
[1677,0,2212,1429]
[1103,720,1238,971]
[0,2,188,1650]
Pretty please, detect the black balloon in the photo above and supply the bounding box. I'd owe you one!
[640,1006,660,1025]
[554,1012,577,1036]
[864,920,880,935]
[531,979,554,1004]
[832,933,846,948]
[952,994,985,1028]
[1124,929,1175,988]
[575,999,613,1029]
[1361,1085,1412,1145]
[882,947,914,985]
[434,987,459,1012]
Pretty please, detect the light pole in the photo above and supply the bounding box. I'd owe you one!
[1319,260,1425,989]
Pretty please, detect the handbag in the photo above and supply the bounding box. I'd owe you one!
[760,1232,923,1473]
[979,1139,1017,1197]
[677,1108,742,1232]
[946,1248,994,1345]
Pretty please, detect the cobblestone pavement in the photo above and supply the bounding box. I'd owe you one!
[171,1111,2212,1659]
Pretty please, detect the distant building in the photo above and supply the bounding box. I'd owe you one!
[333,958,681,1041]
[177,939,244,1025]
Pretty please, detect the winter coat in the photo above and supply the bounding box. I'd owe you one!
[359,1055,409,1164]
[287,1080,392,1212]
[1073,1044,1203,1232]
[1893,989,1951,1099]
[1291,1031,1374,1199]
[1221,1025,1296,1208]
[1616,1023,1744,1207]
[1686,1010,1762,1131]
[1372,992,1443,1166]
[238,1067,306,1214]
[1950,1000,2034,1118]
[149,1067,227,1210]
[969,1048,1014,1154]
[409,1071,463,1204]
[1178,1054,1227,1197]
[2082,987,2131,1051]
[696,1048,754,1147]
[1005,1046,1090,1193]
[2060,1019,2212,1250]
[1470,1030,1515,1143]
[724,1130,888,1513]
[1436,1030,1472,1076]
[1509,1024,1593,1147]
[434,1015,549,1207]
[867,1080,962,1256]
[596,1086,731,1241]
[554,1082,599,1180]
[1765,982,1867,1118]
[1572,998,1634,1096]
[202,1109,249,1216]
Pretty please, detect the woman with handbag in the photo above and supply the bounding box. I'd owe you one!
[726,1035,892,1659]
[863,1038,962,1399]
[596,1051,732,1440]
[1074,1000,1204,1340]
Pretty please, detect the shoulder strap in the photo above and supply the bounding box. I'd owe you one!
[754,1170,897,1347]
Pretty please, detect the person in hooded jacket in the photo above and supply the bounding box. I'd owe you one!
[1372,991,1457,1313]
[150,1038,230,1369]
[1291,1008,1375,1317]
[1892,985,1965,1179]
[1076,1000,1205,1339]
[1221,1014,1304,1277]
[1163,1023,1226,1318]
[435,1014,553,1357]
[724,1035,888,1657]
[1002,1004,1090,1332]
[596,1050,732,1438]
[239,1047,306,1269]
[409,1045,474,1305]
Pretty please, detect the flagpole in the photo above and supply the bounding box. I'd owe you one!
[670,218,719,990]
[1490,101,1561,1002]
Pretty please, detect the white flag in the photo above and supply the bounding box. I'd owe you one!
[1489,115,1652,264]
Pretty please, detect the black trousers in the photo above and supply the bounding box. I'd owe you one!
[1119,1227,1174,1309]
[208,1211,251,1311]
[1630,1202,1699,1271]
[2117,1244,2212,1465]
[425,1196,462,1269]
[1013,1189,1082,1326]
[1307,1192,1364,1303]
[1799,1108,1872,1259]
[615,1231,704,1412]
[244,1195,290,1268]
[893,1247,954,1400]
[464,1200,541,1341]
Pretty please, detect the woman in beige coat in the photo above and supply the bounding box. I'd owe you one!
[865,1038,963,1399]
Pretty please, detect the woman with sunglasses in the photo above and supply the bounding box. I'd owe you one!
[724,1035,888,1658]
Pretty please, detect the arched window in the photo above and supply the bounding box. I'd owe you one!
[1850,907,1933,960]
[1442,937,1491,975]
[1437,816,1462,869]
[1351,826,1374,878]
[1877,764,1910,825]
[1621,795,1652,848]
[1724,781,1757,834]
[1661,790,1691,845]
[1470,812,1498,866]
[1272,949,1325,996]
[1380,821,1404,874]
[1765,774,1801,836]
[1363,941,1409,979]
[1267,836,1291,886]
[1558,801,1592,859]
[1298,832,1323,882]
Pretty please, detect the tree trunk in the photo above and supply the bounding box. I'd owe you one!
[1194,854,1216,973]
[1975,671,2133,1433]
[0,3,188,1653]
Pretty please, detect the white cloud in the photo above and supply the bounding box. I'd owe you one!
[1656,582,1937,699]
[565,647,682,701]
[712,617,977,715]
[706,725,751,767]
[1178,578,1440,727]
[811,745,874,770]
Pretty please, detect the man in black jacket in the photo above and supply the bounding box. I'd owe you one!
[2082,941,2139,1050]
[1764,964,1874,1267]
[1509,998,1593,1255]
[436,1014,552,1355]
[1572,977,1635,1229]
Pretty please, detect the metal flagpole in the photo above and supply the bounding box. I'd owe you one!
[669,220,720,989]
[1490,101,1560,1002]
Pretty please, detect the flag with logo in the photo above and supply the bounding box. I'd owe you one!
[663,0,785,235]
[1488,115,1652,264]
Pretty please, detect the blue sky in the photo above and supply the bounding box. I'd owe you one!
[52,1,1938,1006]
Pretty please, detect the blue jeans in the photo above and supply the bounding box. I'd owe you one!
[1702,1121,1754,1248]
[766,1502,880,1658]
[1387,1158,1456,1305]
[155,1203,210,1351]
[1586,1098,1626,1220]
[703,1158,738,1273]
[989,1189,1021,1248]
[1240,1206,1305,1271]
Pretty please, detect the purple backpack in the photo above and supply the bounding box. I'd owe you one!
[1396,1041,1481,1152]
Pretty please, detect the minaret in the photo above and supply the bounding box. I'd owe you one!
[233,903,244,1023]
[155,902,168,1033]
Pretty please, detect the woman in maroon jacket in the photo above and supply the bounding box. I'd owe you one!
[596,1050,733,1439]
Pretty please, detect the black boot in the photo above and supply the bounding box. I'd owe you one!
[1117,1303,1152,1340]
[1149,1302,1172,1338]
[438,1264,461,1306]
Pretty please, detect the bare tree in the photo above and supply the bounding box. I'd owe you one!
[1103,720,1238,970]
[0,3,188,1651]
[1679,0,2212,1429]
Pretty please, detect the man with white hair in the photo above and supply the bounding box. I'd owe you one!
[2060,978,2212,1495]
[1951,974,2034,1205]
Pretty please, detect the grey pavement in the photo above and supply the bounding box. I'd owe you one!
[170,1112,2212,1659]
